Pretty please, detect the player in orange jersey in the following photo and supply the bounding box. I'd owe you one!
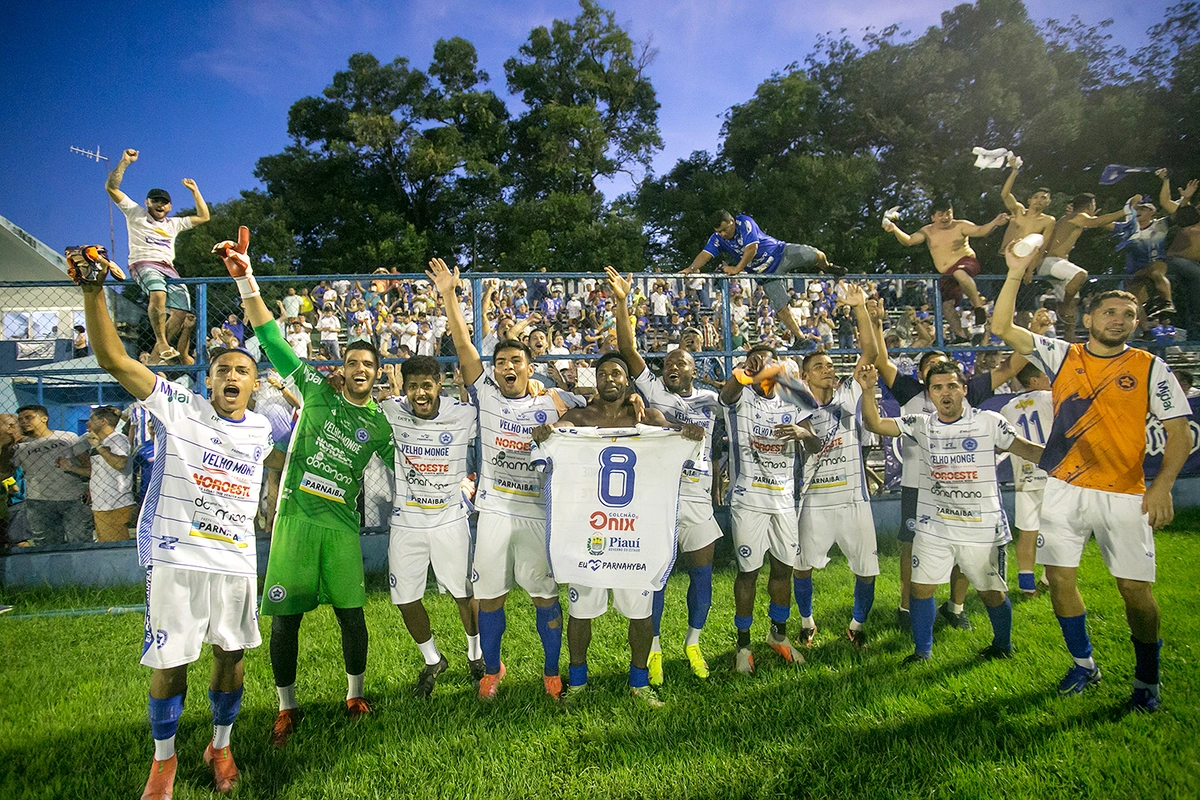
[992,243,1191,713]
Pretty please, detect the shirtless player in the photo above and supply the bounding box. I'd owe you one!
[883,200,1009,342]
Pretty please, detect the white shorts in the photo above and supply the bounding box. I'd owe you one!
[1013,488,1045,531]
[568,584,654,620]
[1036,477,1156,582]
[141,565,260,670]
[677,497,724,554]
[731,506,798,572]
[911,533,1008,593]
[472,512,558,600]
[388,520,472,605]
[1035,256,1087,299]
[796,501,880,577]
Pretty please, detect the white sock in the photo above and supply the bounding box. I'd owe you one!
[277,684,298,711]
[949,602,964,615]
[848,619,863,632]
[466,634,482,661]
[212,724,232,750]
[898,605,908,613]
[651,635,661,652]
[154,735,175,761]
[801,616,815,629]
[685,627,702,647]
[417,637,442,666]
[1133,679,1160,696]
[1074,656,1096,670]
[347,672,365,700]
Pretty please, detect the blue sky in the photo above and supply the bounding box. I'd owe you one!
[0,0,1170,266]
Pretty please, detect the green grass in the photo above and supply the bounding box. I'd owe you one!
[3,510,1200,799]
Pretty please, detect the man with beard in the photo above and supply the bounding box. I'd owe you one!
[993,242,1191,713]
[606,268,722,683]
[380,353,481,697]
[214,229,395,745]
[533,353,701,707]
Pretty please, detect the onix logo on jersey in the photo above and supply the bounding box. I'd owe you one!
[589,511,636,531]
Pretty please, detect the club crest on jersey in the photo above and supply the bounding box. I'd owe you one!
[534,410,548,424]
[1116,373,1137,391]
[155,629,168,649]
[782,413,792,424]
[439,432,453,445]
[962,437,978,451]
[587,534,606,555]
[355,427,369,443]
[388,573,397,588]
[569,587,580,602]
[912,555,920,568]
[267,584,287,603]
[738,545,752,558]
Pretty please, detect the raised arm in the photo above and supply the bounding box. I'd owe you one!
[105,149,137,205]
[604,267,648,378]
[881,217,926,247]
[427,257,483,385]
[961,214,1011,237]
[841,283,877,364]
[73,254,158,401]
[990,240,1038,355]
[855,363,901,438]
[867,299,900,388]
[181,178,210,226]
[1001,157,1024,214]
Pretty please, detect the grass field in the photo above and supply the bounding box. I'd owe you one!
[3,510,1200,799]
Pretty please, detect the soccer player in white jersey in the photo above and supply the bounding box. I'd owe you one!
[791,283,880,648]
[534,353,700,707]
[381,354,482,697]
[721,346,821,673]
[428,257,584,701]
[999,364,1054,596]
[858,361,1044,664]
[605,268,722,683]
[71,250,274,799]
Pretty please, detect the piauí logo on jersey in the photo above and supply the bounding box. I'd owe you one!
[587,535,605,556]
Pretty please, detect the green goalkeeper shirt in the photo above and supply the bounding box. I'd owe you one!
[255,321,395,532]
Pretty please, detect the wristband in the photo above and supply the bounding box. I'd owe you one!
[236,275,260,299]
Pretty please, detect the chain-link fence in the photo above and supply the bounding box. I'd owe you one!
[3,270,1198,550]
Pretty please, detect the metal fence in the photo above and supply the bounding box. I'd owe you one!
[2,270,1197,549]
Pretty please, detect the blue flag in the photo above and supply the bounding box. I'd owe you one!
[1099,164,1156,185]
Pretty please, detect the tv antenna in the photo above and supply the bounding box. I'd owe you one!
[70,145,117,256]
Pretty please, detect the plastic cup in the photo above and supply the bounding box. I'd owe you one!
[1012,234,1044,258]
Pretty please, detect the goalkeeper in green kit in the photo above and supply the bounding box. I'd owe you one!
[214,228,395,747]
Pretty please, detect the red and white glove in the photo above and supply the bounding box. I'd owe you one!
[211,226,258,298]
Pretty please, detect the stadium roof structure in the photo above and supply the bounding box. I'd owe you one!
[0,214,71,281]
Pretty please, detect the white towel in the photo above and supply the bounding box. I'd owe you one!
[972,146,1012,170]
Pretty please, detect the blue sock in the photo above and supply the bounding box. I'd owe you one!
[985,598,1013,650]
[629,665,650,688]
[686,565,713,630]
[651,588,665,637]
[794,576,814,618]
[910,596,936,657]
[535,602,562,677]
[478,607,506,675]
[569,663,588,687]
[768,603,790,624]
[1056,613,1093,661]
[1018,572,1036,592]
[208,687,243,726]
[148,693,184,742]
[852,579,875,625]
[1131,636,1162,686]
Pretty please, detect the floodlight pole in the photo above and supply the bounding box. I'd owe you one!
[69,145,117,256]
